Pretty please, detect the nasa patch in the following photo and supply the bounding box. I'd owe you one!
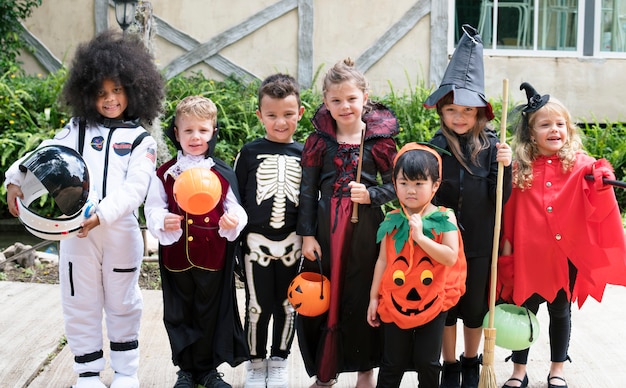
[113,142,133,156]
[91,136,104,151]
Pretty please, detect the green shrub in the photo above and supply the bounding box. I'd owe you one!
[162,71,319,165]
[580,121,626,209]
[1,69,626,219]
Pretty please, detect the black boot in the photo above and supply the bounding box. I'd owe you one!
[460,354,480,388]
[440,360,461,388]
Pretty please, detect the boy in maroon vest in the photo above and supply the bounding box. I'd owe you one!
[145,96,249,388]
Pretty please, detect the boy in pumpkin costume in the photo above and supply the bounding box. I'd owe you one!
[367,143,466,388]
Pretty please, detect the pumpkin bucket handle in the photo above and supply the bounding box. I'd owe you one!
[524,305,534,343]
[288,252,331,317]
[313,251,325,301]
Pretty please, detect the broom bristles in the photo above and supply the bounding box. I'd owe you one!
[478,328,497,388]
[478,365,497,388]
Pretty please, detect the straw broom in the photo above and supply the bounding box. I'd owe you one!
[478,78,509,388]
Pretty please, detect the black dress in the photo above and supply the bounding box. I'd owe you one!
[296,102,398,382]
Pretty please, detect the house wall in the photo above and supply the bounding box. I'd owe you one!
[16,0,626,123]
[484,56,626,123]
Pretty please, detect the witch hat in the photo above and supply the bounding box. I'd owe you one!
[520,82,550,113]
[424,24,494,120]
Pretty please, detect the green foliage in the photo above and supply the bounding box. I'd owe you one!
[1,68,626,220]
[580,121,626,209]
[0,0,42,74]
[0,68,69,218]
[378,77,440,145]
[0,69,68,158]
[162,71,318,165]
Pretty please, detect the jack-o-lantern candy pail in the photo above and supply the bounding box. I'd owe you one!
[287,253,330,317]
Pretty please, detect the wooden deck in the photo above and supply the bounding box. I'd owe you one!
[1,281,625,387]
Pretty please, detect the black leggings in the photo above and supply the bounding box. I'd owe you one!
[377,312,447,388]
[510,263,577,364]
[445,255,490,328]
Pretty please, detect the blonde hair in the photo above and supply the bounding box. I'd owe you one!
[435,92,492,172]
[513,98,584,190]
[322,58,372,112]
[175,95,217,124]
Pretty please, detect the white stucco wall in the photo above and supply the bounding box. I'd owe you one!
[16,0,626,122]
[484,56,626,123]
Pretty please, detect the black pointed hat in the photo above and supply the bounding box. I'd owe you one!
[424,24,494,120]
[520,82,550,113]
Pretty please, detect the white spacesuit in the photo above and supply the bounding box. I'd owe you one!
[4,117,157,385]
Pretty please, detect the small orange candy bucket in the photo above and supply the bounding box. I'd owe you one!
[287,253,330,317]
[173,167,222,215]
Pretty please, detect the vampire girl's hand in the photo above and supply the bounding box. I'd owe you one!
[348,181,371,204]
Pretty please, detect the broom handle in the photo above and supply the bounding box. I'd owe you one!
[584,174,626,189]
[487,79,509,329]
[351,127,366,223]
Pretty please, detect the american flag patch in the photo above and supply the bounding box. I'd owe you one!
[146,147,156,163]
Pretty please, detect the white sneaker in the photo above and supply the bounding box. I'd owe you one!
[244,358,267,388]
[72,376,106,388]
[110,372,140,388]
[266,357,288,388]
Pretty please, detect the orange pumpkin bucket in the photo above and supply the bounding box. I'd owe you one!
[173,167,222,215]
[287,252,330,317]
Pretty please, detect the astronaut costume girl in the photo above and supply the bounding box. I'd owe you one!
[4,117,157,382]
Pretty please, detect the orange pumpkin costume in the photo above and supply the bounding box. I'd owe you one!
[376,208,467,329]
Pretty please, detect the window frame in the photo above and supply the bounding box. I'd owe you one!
[450,0,626,58]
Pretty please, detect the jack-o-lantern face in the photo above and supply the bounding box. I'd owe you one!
[287,272,330,317]
[388,255,439,316]
[376,208,466,329]
[378,241,449,329]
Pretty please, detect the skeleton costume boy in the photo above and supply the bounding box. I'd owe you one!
[234,137,303,385]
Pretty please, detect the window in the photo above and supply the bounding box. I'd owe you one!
[453,0,626,56]
[598,0,626,53]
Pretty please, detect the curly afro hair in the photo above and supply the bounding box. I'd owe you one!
[61,29,165,124]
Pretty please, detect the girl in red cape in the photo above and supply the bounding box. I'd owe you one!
[368,143,466,388]
[497,82,626,388]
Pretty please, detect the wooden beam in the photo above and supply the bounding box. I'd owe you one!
[19,25,62,73]
[297,0,314,89]
[357,0,430,72]
[96,0,110,34]
[163,0,297,79]
[428,0,448,89]
[154,16,257,82]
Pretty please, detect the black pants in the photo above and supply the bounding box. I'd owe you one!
[377,312,447,388]
[243,233,299,359]
[161,266,223,376]
[445,255,490,328]
[510,262,576,364]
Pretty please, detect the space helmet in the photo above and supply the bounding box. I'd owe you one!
[16,145,96,240]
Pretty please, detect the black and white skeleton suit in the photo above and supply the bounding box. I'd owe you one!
[234,137,303,360]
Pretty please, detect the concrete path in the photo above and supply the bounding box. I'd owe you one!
[1,281,625,387]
